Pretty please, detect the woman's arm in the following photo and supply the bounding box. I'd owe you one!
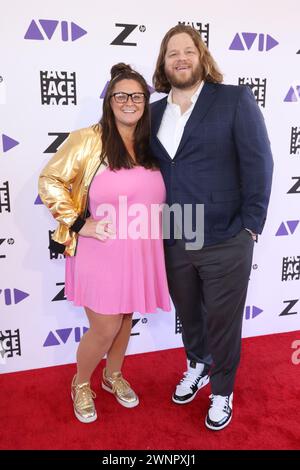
[38,129,84,227]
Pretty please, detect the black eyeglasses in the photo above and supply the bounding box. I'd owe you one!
[110,92,146,104]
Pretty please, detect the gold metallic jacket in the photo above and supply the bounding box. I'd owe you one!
[38,124,106,256]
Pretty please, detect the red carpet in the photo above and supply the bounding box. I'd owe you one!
[1,330,299,450]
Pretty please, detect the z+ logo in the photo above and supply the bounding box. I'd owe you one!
[0,238,14,259]
[279,299,299,317]
[287,177,300,194]
[110,23,146,46]
[52,282,66,302]
[44,133,70,153]
[130,317,148,337]
[25,19,87,42]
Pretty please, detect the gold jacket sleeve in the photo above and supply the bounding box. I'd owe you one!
[38,129,85,227]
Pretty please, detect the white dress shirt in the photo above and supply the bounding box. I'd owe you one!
[157,81,204,159]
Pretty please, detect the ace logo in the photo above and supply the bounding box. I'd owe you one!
[0,181,11,213]
[282,256,300,281]
[40,71,77,105]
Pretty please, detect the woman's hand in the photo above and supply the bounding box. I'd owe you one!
[78,217,115,241]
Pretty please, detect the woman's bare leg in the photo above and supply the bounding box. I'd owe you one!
[105,313,133,376]
[75,307,123,384]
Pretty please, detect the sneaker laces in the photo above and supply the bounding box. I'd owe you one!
[74,383,96,409]
[179,370,202,390]
[111,376,131,395]
[209,394,230,413]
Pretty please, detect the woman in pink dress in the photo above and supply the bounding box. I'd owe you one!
[39,63,171,423]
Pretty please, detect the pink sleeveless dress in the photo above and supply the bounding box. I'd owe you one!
[65,166,171,314]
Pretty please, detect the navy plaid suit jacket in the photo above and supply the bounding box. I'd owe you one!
[150,82,274,247]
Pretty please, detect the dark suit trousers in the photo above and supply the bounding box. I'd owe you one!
[164,229,254,396]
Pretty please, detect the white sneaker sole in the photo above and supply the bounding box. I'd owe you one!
[205,412,232,431]
[172,375,210,405]
[101,382,139,409]
[71,393,97,423]
[74,407,97,423]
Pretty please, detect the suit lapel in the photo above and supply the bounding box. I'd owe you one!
[152,96,168,135]
[174,82,218,158]
[151,96,171,161]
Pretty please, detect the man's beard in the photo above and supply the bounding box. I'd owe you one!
[165,64,202,89]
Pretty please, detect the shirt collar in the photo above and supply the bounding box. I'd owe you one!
[167,80,204,105]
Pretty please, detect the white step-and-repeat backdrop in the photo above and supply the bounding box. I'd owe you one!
[1,0,299,373]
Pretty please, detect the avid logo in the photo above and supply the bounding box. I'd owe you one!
[43,319,143,347]
[282,256,300,281]
[110,23,146,46]
[287,177,300,194]
[290,127,300,155]
[40,71,77,105]
[52,282,66,301]
[0,329,21,359]
[25,19,87,42]
[279,299,299,316]
[1,134,19,153]
[0,238,14,259]
[245,305,263,320]
[229,32,278,52]
[178,22,209,46]
[34,194,43,205]
[0,181,11,213]
[43,327,89,347]
[44,132,70,153]
[0,288,29,306]
[238,78,266,108]
[284,85,300,102]
[276,220,299,236]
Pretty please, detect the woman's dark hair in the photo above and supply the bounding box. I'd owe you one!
[99,63,157,170]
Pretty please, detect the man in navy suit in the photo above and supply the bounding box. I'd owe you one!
[151,25,273,430]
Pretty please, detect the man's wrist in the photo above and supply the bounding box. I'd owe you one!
[245,228,258,242]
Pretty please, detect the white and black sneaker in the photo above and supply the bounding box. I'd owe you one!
[205,393,233,431]
[172,359,210,404]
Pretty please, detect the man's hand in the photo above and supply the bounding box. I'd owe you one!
[245,228,257,241]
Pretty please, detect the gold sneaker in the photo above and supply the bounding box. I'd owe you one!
[102,368,139,408]
[71,375,97,423]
